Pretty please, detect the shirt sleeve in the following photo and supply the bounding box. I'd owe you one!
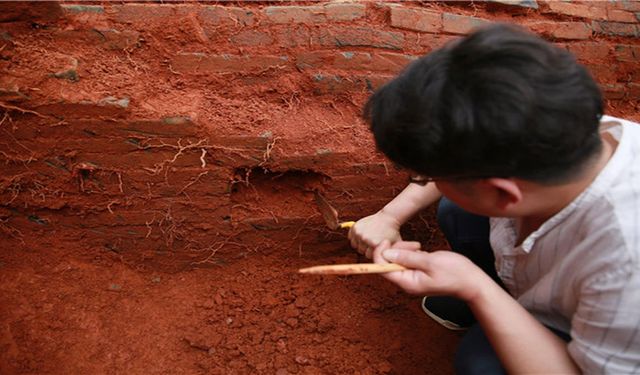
[568,263,640,374]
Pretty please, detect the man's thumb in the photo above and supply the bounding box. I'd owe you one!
[382,248,426,269]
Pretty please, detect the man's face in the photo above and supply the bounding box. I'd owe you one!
[435,180,503,217]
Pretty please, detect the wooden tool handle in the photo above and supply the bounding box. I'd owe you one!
[339,221,356,229]
[298,263,407,275]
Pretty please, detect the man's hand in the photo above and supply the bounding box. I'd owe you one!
[372,240,487,302]
[348,211,402,259]
[348,182,442,259]
[373,240,580,374]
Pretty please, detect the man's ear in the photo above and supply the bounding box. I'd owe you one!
[484,178,523,210]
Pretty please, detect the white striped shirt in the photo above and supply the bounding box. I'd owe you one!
[490,116,640,374]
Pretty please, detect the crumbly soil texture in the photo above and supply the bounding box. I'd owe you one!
[0,2,459,374]
[1,1,639,374]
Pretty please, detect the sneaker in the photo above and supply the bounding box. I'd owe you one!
[421,296,475,331]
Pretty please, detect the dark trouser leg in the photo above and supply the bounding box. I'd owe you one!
[421,198,497,329]
[437,198,572,373]
[454,323,571,375]
[436,197,497,282]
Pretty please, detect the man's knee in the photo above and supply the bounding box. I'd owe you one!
[454,324,506,375]
[436,197,460,234]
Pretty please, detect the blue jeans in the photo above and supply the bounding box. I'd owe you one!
[437,198,570,375]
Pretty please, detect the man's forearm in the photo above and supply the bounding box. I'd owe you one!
[380,182,441,225]
[467,275,579,374]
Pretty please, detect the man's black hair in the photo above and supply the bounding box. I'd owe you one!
[364,24,603,184]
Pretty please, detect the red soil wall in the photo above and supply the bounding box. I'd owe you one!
[1,1,639,272]
[0,1,639,374]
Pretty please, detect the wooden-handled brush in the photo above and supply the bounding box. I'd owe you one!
[298,263,407,275]
[313,191,355,230]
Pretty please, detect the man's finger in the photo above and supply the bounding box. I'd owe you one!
[391,241,421,251]
[365,247,373,259]
[381,248,430,271]
[372,240,391,264]
[350,236,359,252]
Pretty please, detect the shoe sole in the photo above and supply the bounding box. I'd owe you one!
[420,296,469,331]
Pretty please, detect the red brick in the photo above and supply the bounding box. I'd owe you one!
[61,4,104,15]
[110,4,179,24]
[267,150,351,172]
[528,21,592,40]
[612,0,640,12]
[54,200,230,228]
[242,216,314,232]
[0,83,28,103]
[12,118,201,148]
[365,75,394,90]
[600,83,627,100]
[331,198,399,219]
[167,199,232,224]
[628,68,640,83]
[61,4,107,27]
[210,135,271,150]
[208,136,272,168]
[35,96,130,119]
[389,6,441,33]
[229,30,274,47]
[101,29,140,50]
[276,26,404,50]
[319,27,404,50]
[0,1,62,23]
[297,51,416,73]
[58,210,158,228]
[263,5,325,24]
[12,118,199,141]
[404,33,458,53]
[11,119,158,140]
[125,167,231,197]
[123,118,199,138]
[308,73,393,94]
[584,63,619,84]
[54,29,140,50]
[261,3,365,25]
[371,52,418,73]
[543,1,607,20]
[614,44,640,62]
[328,174,405,197]
[628,83,640,100]
[485,0,539,10]
[334,52,411,73]
[18,137,144,157]
[325,3,366,22]
[443,13,492,35]
[198,5,255,27]
[275,27,314,48]
[562,42,610,61]
[172,53,290,74]
[313,52,373,70]
[606,9,637,23]
[296,51,335,70]
[592,21,640,37]
[76,149,204,170]
[333,162,404,177]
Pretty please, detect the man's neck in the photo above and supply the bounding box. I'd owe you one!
[517,133,617,243]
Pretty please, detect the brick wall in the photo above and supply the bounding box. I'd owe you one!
[1,1,638,272]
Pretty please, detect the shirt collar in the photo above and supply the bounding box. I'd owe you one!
[514,118,627,253]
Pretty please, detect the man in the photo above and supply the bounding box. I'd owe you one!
[349,24,640,373]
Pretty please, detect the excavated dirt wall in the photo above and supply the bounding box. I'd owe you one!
[1,1,639,374]
[1,1,640,271]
